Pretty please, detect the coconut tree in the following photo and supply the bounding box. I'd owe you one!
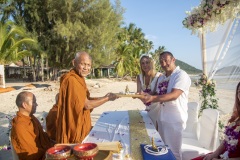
[114,44,133,77]
[153,46,166,71]
[0,21,36,64]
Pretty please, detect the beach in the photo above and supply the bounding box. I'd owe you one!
[0,78,236,159]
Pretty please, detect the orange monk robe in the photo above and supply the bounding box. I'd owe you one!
[11,111,53,160]
[46,104,58,141]
[56,69,92,143]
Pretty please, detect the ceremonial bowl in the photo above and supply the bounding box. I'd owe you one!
[45,145,71,159]
[73,143,99,159]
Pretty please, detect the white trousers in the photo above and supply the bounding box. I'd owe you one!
[158,121,184,160]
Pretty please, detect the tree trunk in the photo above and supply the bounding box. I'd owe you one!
[54,68,58,81]
[22,59,26,77]
[46,58,49,80]
[30,57,36,82]
[41,56,44,82]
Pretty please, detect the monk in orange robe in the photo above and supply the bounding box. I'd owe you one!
[56,51,118,143]
[46,93,59,141]
[11,91,53,160]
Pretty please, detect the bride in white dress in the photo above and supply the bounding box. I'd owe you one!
[137,54,162,129]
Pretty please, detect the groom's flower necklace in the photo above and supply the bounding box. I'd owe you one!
[220,121,240,159]
[158,75,170,95]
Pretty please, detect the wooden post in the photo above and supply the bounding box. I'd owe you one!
[200,31,207,76]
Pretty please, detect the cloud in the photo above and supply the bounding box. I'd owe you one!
[145,34,161,50]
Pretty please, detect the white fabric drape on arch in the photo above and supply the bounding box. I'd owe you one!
[203,16,240,89]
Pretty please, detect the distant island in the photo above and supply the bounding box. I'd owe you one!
[176,59,202,75]
[215,65,240,75]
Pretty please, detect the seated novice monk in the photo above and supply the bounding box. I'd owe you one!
[46,93,59,141]
[11,91,54,160]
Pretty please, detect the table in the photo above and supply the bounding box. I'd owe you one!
[83,110,176,160]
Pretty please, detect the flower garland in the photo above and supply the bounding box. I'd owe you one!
[194,74,218,115]
[183,0,240,34]
[220,121,240,159]
[0,145,11,151]
[142,76,152,106]
[157,76,170,96]
[143,88,152,106]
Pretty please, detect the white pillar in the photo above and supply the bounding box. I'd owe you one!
[0,65,6,88]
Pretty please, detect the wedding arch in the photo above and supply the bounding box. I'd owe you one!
[183,0,240,86]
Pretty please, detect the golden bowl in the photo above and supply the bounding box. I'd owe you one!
[45,145,71,159]
[73,143,99,159]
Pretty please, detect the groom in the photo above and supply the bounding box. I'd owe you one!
[139,51,191,160]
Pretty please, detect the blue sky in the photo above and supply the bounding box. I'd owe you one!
[115,0,202,69]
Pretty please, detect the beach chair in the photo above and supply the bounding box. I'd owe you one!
[181,108,220,160]
[183,102,200,139]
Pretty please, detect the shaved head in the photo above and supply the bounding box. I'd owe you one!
[73,51,92,77]
[16,91,33,108]
[74,51,92,64]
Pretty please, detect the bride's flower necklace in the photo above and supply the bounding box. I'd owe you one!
[158,75,171,95]
[142,75,152,91]
[143,75,152,106]
[220,121,240,159]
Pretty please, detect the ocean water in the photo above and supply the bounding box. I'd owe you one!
[190,75,239,91]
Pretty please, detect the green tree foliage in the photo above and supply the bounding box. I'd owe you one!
[2,0,124,70]
[47,0,124,68]
[151,46,166,72]
[0,21,36,64]
[115,23,153,77]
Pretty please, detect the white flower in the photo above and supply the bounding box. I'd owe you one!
[183,0,240,34]
[228,139,238,146]
[234,126,240,132]
[220,151,229,160]
[229,122,236,127]
[224,134,229,141]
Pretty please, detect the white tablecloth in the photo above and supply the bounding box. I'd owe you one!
[83,110,165,155]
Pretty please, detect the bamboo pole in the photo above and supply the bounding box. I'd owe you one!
[200,30,207,76]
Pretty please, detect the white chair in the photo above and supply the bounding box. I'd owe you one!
[9,131,19,160]
[182,108,220,160]
[183,102,200,139]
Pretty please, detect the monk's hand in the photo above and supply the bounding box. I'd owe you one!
[106,93,118,101]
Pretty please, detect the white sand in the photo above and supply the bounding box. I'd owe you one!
[0,78,235,159]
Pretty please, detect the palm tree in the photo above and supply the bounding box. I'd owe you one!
[114,44,133,77]
[115,23,155,77]
[0,21,36,64]
[153,46,166,71]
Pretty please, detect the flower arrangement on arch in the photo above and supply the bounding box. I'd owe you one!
[183,0,240,34]
[194,74,219,115]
